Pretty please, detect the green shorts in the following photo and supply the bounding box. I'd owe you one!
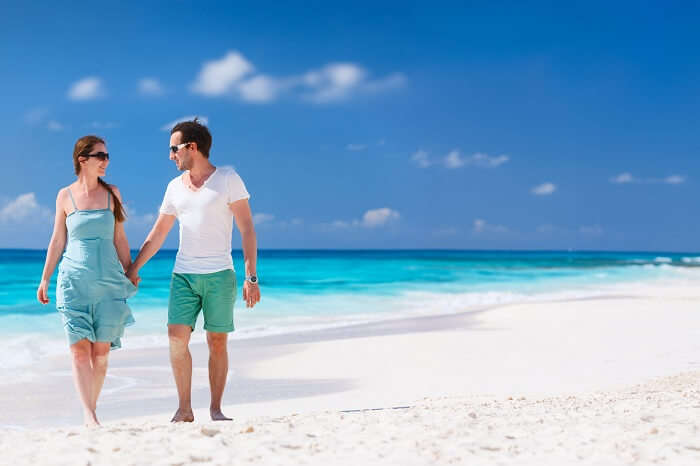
[168,269,237,333]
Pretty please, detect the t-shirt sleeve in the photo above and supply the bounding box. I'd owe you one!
[159,182,177,215]
[227,170,250,203]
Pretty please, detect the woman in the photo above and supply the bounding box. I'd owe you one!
[37,135,137,427]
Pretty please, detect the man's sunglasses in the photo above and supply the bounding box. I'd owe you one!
[82,152,109,161]
[169,142,191,153]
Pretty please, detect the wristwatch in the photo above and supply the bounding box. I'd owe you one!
[246,275,258,285]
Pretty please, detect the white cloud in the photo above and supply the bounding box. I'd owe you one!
[411,150,431,168]
[302,67,405,103]
[610,172,634,184]
[468,152,509,167]
[579,225,603,236]
[24,109,67,131]
[531,182,556,195]
[302,63,366,103]
[465,152,510,168]
[139,78,164,96]
[189,52,404,104]
[317,208,400,231]
[253,213,275,225]
[346,143,367,151]
[0,193,52,223]
[664,175,685,184]
[237,75,283,103]
[473,218,508,234]
[610,172,686,185]
[443,150,509,169]
[361,208,400,228]
[129,212,156,225]
[412,149,510,170]
[47,120,64,132]
[161,115,209,132]
[190,51,254,96]
[137,213,156,224]
[302,65,404,103]
[444,150,464,169]
[122,204,156,225]
[68,77,105,100]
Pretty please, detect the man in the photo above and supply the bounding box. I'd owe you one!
[127,118,260,422]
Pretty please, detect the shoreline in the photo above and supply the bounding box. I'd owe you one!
[3,268,695,374]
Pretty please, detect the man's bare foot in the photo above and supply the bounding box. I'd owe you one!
[210,408,232,421]
[84,410,100,427]
[171,408,195,423]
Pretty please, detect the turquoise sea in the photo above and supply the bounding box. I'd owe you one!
[0,249,698,370]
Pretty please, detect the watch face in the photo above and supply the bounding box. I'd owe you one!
[249,276,258,283]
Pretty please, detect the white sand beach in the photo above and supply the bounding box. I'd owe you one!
[1,275,700,464]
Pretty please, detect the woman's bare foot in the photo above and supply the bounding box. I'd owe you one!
[210,408,232,421]
[171,408,195,423]
[84,409,100,427]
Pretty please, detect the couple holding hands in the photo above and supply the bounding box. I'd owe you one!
[37,118,260,426]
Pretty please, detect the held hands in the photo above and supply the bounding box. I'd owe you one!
[37,279,49,305]
[243,280,260,308]
[126,265,141,287]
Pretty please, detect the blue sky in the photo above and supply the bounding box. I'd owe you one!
[0,1,698,250]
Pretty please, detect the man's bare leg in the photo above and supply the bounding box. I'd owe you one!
[168,324,195,422]
[90,342,111,412]
[70,339,99,426]
[207,331,232,421]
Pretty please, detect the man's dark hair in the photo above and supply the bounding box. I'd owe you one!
[171,117,212,158]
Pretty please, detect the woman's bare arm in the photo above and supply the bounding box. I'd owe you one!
[37,190,68,304]
[111,186,132,271]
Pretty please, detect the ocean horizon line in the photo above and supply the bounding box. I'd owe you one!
[2,248,700,255]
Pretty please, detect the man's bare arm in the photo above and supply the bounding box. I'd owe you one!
[127,213,176,281]
[230,199,259,308]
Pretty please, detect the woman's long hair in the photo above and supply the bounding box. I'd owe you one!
[72,135,126,223]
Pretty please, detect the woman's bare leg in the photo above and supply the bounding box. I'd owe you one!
[91,342,111,412]
[70,339,98,426]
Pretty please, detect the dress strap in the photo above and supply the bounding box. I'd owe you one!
[107,189,111,209]
[67,188,78,212]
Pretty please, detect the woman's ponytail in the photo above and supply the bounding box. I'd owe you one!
[97,177,126,223]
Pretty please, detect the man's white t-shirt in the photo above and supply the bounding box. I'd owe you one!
[159,166,250,274]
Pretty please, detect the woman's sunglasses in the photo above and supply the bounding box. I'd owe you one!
[82,152,110,161]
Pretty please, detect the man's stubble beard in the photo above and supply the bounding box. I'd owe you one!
[178,154,192,172]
